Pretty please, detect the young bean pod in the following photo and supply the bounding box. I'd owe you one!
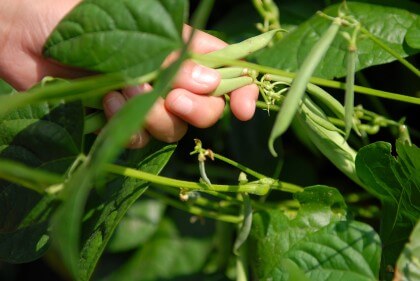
[265,74,345,119]
[198,29,284,68]
[268,18,342,157]
[297,96,361,185]
[344,45,357,138]
[211,76,254,96]
[217,67,248,79]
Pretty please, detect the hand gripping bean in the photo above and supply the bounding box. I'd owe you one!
[268,18,342,157]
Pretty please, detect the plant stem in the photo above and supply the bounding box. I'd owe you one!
[146,189,242,223]
[105,163,303,195]
[0,159,63,194]
[192,53,420,105]
[269,181,304,193]
[106,164,267,195]
[360,27,420,77]
[211,152,267,180]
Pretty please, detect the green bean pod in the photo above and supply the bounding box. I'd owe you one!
[344,48,356,138]
[265,74,345,119]
[302,98,345,134]
[298,96,361,185]
[211,76,254,96]
[84,111,107,134]
[268,19,341,157]
[199,29,284,68]
[217,67,248,79]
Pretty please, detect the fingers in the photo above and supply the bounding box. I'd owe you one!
[144,97,188,143]
[103,86,189,149]
[165,88,225,128]
[229,84,259,121]
[103,91,151,149]
[172,61,221,94]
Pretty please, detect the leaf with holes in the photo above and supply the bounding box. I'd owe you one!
[250,185,381,281]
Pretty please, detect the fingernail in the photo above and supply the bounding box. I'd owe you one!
[192,64,219,86]
[170,94,193,115]
[123,84,152,98]
[104,95,124,114]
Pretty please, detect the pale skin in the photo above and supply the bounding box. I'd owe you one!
[0,0,259,148]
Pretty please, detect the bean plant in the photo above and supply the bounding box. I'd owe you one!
[0,0,419,280]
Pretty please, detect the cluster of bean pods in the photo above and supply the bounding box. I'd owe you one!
[194,13,389,186]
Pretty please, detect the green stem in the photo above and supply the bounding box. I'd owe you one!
[154,184,240,210]
[106,164,269,195]
[360,27,420,77]
[106,163,303,195]
[269,181,304,193]
[0,159,63,194]
[192,53,420,105]
[146,189,242,223]
[211,152,267,180]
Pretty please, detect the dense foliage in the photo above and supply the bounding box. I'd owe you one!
[0,0,419,280]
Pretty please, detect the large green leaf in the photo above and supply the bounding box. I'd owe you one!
[0,86,83,263]
[107,198,166,252]
[102,218,213,281]
[78,143,176,281]
[43,0,187,77]
[0,97,83,231]
[51,51,187,280]
[256,2,419,79]
[356,141,420,278]
[250,185,381,281]
[395,220,420,281]
[405,17,420,49]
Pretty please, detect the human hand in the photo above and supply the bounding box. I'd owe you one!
[0,0,259,149]
[103,25,259,148]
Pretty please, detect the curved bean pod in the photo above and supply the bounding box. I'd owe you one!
[217,67,248,79]
[211,76,254,96]
[199,29,284,68]
[297,96,361,185]
[268,19,342,157]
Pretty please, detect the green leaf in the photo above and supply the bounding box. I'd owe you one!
[0,96,83,230]
[0,80,15,96]
[356,141,420,224]
[395,220,420,281]
[0,222,50,263]
[250,185,381,280]
[102,218,213,281]
[405,17,420,49]
[256,2,419,79]
[356,141,420,277]
[78,143,176,281]
[0,89,84,263]
[43,0,186,77]
[107,198,166,252]
[51,48,187,279]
